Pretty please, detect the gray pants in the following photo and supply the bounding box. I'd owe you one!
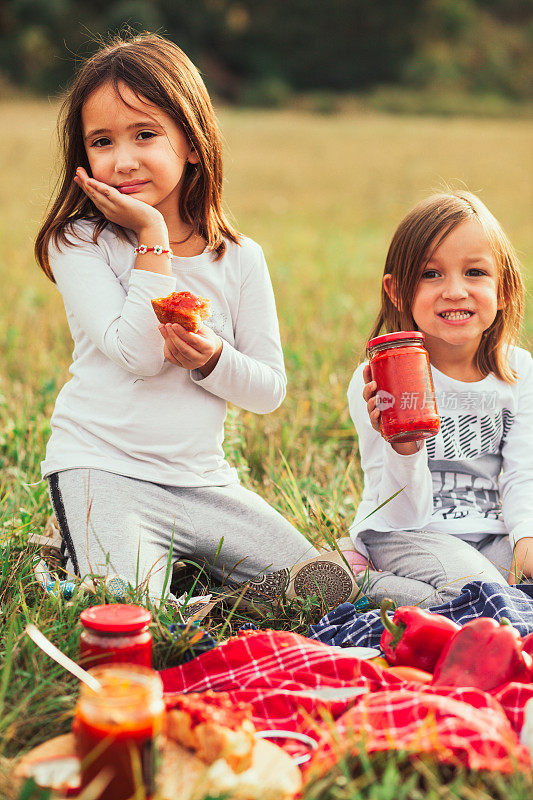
[48,468,318,598]
[356,528,522,609]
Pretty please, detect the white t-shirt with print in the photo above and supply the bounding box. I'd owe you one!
[348,347,533,552]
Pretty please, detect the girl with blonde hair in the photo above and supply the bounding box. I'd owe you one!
[348,190,533,607]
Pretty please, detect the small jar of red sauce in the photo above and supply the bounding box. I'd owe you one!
[74,664,164,800]
[79,605,152,669]
[367,331,440,443]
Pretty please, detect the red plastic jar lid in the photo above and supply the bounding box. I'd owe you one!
[80,604,152,633]
[368,331,425,350]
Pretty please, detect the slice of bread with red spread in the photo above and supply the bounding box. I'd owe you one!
[164,691,255,773]
[152,291,211,332]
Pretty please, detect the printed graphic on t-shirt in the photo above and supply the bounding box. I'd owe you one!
[430,458,503,520]
[426,408,514,521]
[426,408,514,460]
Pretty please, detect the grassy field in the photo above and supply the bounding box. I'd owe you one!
[1,99,532,798]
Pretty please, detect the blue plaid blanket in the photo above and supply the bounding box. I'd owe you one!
[308,581,533,649]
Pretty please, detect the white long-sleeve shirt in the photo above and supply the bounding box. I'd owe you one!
[348,346,533,554]
[41,219,287,487]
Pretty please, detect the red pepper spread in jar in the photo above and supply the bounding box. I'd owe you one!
[367,331,440,443]
[74,665,164,800]
[79,604,152,669]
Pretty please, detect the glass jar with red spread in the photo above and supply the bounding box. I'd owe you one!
[79,605,152,669]
[367,331,440,443]
[74,664,163,800]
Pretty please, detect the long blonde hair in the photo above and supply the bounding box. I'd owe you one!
[35,32,239,281]
[368,191,524,383]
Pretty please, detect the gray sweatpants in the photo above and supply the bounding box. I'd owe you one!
[48,468,318,598]
[356,528,528,609]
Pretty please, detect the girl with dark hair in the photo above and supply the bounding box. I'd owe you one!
[348,190,533,607]
[36,32,364,605]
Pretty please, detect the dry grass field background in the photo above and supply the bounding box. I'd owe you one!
[1,99,531,533]
[0,100,532,798]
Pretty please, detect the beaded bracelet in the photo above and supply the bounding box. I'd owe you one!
[134,245,174,257]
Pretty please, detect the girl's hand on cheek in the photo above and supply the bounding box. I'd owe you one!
[508,537,533,584]
[160,323,222,376]
[73,167,164,236]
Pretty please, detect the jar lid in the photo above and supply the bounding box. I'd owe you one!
[80,604,152,633]
[367,331,425,350]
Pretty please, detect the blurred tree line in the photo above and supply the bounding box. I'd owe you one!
[1,0,531,100]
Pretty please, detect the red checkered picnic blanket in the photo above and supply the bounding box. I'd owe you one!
[160,628,532,774]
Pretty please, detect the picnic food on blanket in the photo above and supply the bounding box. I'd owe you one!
[367,331,440,442]
[152,290,211,332]
[380,598,460,672]
[165,690,256,772]
[432,617,533,692]
[73,665,164,800]
[159,735,302,800]
[79,604,152,669]
[163,689,301,799]
[385,665,433,683]
[13,735,81,796]
[15,731,302,800]
[369,655,389,668]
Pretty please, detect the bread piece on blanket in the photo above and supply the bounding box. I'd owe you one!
[164,691,256,773]
[158,737,302,800]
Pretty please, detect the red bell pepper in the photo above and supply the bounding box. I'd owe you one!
[432,616,533,692]
[522,631,533,658]
[379,598,460,672]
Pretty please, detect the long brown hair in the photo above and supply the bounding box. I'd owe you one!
[35,32,240,281]
[368,191,524,383]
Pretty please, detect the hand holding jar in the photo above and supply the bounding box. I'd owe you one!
[362,363,419,455]
[363,332,440,454]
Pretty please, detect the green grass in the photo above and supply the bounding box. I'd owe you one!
[0,100,532,798]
